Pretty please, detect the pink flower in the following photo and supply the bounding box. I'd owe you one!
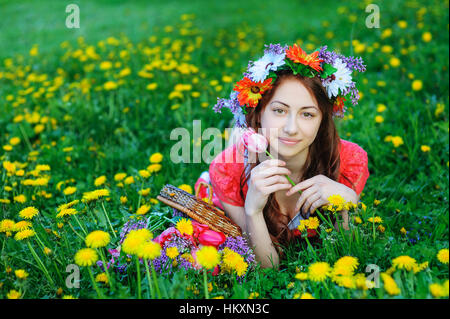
[192,220,210,237]
[153,227,179,245]
[198,229,226,248]
[190,248,203,270]
[241,128,268,153]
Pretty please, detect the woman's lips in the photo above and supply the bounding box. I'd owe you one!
[278,138,301,146]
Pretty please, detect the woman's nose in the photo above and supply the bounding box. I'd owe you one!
[283,115,298,135]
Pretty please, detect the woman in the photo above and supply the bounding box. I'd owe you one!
[196,44,369,268]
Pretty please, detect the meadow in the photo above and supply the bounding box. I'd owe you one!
[0,0,448,299]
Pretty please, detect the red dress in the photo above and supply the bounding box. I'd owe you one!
[196,139,369,211]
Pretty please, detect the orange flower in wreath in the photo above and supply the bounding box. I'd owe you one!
[286,44,324,72]
[333,96,346,114]
[233,77,273,108]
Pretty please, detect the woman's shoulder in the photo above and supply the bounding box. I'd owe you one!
[209,142,246,207]
[210,141,246,166]
[338,138,370,195]
[339,138,368,163]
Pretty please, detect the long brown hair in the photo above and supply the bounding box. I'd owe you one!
[238,69,355,251]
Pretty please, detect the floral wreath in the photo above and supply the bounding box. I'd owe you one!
[213,43,366,128]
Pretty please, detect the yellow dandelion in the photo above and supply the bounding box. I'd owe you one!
[421,145,431,153]
[437,249,449,264]
[306,216,320,230]
[392,255,417,271]
[15,269,29,279]
[422,32,432,42]
[295,272,308,281]
[13,220,32,232]
[137,241,162,260]
[136,204,151,215]
[308,261,331,282]
[297,219,309,232]
[56,208,78,218]
[85,230,110,248]
[147,164,162,173]
[0,219,15,232]
[166,246,179,259]
[300,293,315,299]
[114,172,127,181]
[149,152,163,163]
[412,79,423,91]
[196,245,220,269]
[19,206,39,220]
[381,273,400,295]
[178,184,193,194]
[14,229,36,241]
[63,186,77,195]
[7,289,21,299]
[333,256,359,276]
[121,228,153,255]
[74,248,98,267]
[94,175,107,186]
[14,194,27,203]
[95,272,109,285]
[429,283,445,298]
[124,176,135,184]
[139,170,151,179]
[327,194,346,211]
[176,218,193,236]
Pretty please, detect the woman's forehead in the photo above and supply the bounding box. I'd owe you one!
[269,78,318,109]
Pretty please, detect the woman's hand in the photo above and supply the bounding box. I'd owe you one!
[285,174,358,218]
[244,159,292,216]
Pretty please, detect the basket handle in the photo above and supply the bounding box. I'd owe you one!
[195,181,213,204]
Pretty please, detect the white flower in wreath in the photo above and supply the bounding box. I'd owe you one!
[248,51,286,82]
[324,58,353,99]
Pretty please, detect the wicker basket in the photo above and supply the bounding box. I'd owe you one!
[157,184,242,237]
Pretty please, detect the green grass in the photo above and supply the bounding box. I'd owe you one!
[0,0,448,299]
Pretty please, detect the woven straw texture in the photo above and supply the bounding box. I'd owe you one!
[157,184,242,237]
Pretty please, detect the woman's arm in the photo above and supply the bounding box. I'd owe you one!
[220,200,280,268]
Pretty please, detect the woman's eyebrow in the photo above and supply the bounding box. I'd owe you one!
[271,100,317,109]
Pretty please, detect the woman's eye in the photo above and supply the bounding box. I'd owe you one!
[274,108,286,114]
[303,112,314,118]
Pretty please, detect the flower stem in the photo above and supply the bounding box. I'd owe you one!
[151,261,162,298]
[101,202,117,238]
[19,123,33,152]
[144,259,155,299]
[26,241,54,286]
[98,248,114,291]
[88,266,104,298]
[304,235,318,261]
[135,256,142,299]
[265,150,301,194]
[67,221,85,241]
[203,269,209,299]
[73,214,88,236]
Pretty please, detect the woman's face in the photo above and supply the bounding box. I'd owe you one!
[259,77,323,159]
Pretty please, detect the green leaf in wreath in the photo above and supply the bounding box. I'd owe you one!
[320,63,338,79]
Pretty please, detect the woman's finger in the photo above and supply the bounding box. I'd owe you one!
[294,186,318,213]
[302,192,321,215]
[259,166,292,179]
[262,175,292,187]
[309,198,329,215]
[263,183,293,195]
[286,177,317,196]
